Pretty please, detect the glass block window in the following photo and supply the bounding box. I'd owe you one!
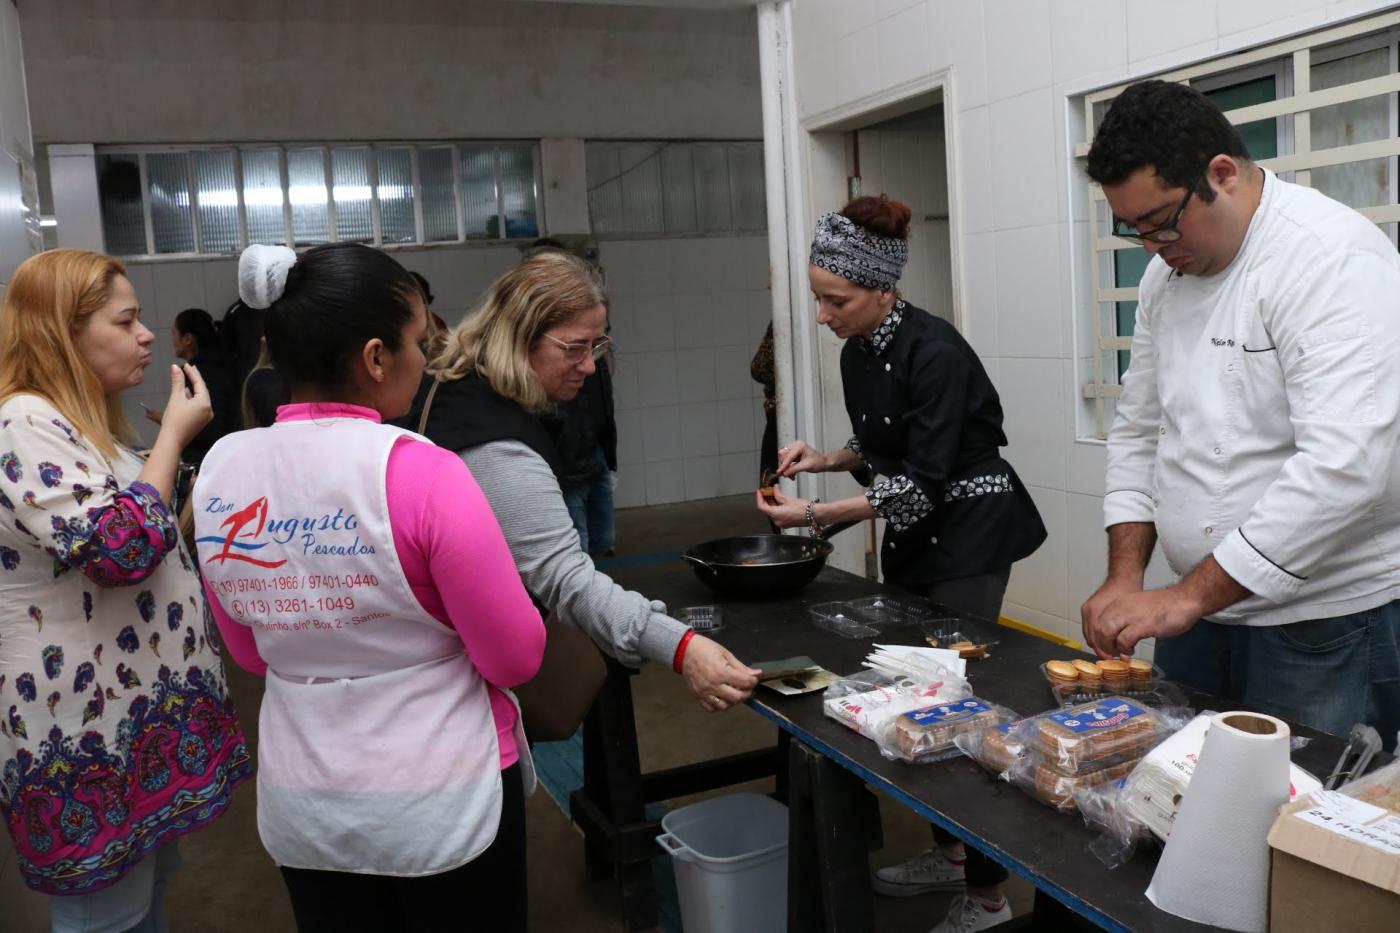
[585,140,766,236]
[94,141,544,256]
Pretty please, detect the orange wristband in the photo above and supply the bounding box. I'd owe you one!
[673,629,697,673]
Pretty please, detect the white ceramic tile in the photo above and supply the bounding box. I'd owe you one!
[1066,490,1110,622]
[672,291,721,351]
[200,259,238,314]
[836,24,883,104]
[678,401,719,459]
[740,236,773,292]
[960,231,998,356]
[683,455,722,501]
[983,0,1053,102]
[794,29,839,120]
[990,88,1059,230]
[615,408,646,467]
[1329,0,1400,23]
[670,238,720,295]
[1063,358,1109,497]
[611,352,643,411]
[716,397,756,455]
[1005,483,1070,619]
[830,0,879,39]
[1003,600,1077,644]
[1217,0,1323,39]
[1050,0,1128,86]
[630,302,676,354]
[980,357,1001,394]
[952,106,994,236]
[999,357,1068,490]
[640,405,682,463]
[636,350,679,407]
[929,0,989,111]
[877,3,929,91]
[720,451,757,496]
[124,263,156,314]
[994,223,1063,359]
[644,460,687,505]
[149,261,206,329]
[711,295,754,350]
[713,345,754,401]
[613,464,647,509]
[625,240,673,297]
[876,0,921,21]
[675,347,718,404]
[1125,2,1219,66]
[1129,38,1221,79]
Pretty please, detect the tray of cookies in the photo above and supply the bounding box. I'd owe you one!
[1041,657,1177,706]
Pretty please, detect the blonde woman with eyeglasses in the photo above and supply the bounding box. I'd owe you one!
[412,250,760,714]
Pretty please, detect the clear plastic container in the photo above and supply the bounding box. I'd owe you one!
[807,596,933,638]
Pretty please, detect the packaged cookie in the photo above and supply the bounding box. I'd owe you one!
[889,697,1015,763]
[1016,755,1142,812]
[955,719,1027,775]
[1030,697,1162,772]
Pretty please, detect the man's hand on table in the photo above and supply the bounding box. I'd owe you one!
[682,635,762,713]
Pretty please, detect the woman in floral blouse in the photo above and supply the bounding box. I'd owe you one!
[0,250,250,931]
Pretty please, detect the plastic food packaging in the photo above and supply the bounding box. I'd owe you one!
[882,697,1018,764]
[673,605,722,634]
[1024,696,1169,772]
[955,720,1029,776]
[822,668,970,744]
[1011,754,1143,812]
[918,617,1002,659]
[808,596,933,638]
[1340,757,1400,814]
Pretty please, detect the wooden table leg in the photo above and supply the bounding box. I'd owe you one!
[786,738,875,933]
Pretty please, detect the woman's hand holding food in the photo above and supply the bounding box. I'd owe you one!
[682,635,761,713]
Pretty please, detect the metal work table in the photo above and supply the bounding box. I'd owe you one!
[576,562,1353,932]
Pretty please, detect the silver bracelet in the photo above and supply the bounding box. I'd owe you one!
[804,498,825,539]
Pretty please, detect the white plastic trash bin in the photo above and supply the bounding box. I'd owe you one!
[655,792,788,933]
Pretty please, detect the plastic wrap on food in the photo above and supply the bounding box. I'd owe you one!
[1010,754,1142,812]
[822,669,970,744]
[955,720,1028,776]
[883,698,1018,764]
[1025,697,1166,773]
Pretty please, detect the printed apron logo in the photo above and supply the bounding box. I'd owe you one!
[198,496,374,564]
[197,496,288,568]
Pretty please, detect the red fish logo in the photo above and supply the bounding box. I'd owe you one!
[200,497,287,569]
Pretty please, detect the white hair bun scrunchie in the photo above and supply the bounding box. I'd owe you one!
[238,244,299,310]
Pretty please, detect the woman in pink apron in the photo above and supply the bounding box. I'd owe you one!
[194,243,545,932]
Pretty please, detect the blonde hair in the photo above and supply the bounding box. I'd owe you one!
[0,249,136,460]
[240,341,274,430]
[430,251,606,413]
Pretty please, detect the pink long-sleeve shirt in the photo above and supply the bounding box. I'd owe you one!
[205,402,544,768]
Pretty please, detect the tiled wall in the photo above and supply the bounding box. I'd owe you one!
[601,236,773,508]
[120,237,773,513]
[789,0,1393,646]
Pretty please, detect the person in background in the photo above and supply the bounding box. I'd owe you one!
[1082,80,1400,749]
[196,243,543,931]
[410,270,450,336]
[239,338,287,430]
[0,249,250,931]
[758,196,1047,933]
[144,307,235,467]
[412,250,760,712]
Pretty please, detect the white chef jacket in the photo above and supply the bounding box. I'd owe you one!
[1104,169,1400,626]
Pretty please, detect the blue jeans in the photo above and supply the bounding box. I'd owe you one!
[561,449,615,558]
[1155,600,1400,751]
[49,843,181,933]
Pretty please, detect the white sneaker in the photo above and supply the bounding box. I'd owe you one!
[927,894,1014,933]
[872,847,966,896]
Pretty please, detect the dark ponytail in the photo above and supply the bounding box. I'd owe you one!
[263,243,418,392]
[173,307,219,355]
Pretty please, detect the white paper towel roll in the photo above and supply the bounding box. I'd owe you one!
[1146,711,1292,932]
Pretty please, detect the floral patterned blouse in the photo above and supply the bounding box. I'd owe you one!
[0,395,251,895]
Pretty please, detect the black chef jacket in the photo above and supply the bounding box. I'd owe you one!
[841,301,1046,588]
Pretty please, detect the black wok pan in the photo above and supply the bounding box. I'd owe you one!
[682,534,833,598]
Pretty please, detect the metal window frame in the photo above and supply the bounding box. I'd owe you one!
[1076,9,1400,439]
[93,140,545,259]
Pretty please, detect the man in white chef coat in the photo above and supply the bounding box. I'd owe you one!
[1080,79,1400,748]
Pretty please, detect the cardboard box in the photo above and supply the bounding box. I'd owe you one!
[1267,788,1400,933]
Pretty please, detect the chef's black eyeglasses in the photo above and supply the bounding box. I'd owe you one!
[1110,168,1208,244]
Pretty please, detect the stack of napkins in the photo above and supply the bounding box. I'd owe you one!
[863,644,967,682]
[1123,713,1322,841]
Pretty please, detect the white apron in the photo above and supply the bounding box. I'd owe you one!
[194,416,531,875]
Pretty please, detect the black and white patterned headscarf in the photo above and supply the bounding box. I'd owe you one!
[808,211,908,291]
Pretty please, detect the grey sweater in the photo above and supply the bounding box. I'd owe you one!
[460,439,688,668]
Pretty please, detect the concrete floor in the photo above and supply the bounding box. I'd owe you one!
[2,494,1032,931]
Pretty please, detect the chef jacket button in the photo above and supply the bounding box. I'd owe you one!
[890,541,897,549]
[1214,447,1222,455]
[883,416,891,424]
[1159,427,1166,435]
[862,414,867,422]
[885,363,892,372]
[930,536,938,545]
[1204,526,1214,535]
[1227,364,1234,372]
